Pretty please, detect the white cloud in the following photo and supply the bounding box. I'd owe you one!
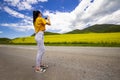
[96,10,120,25]
[0,31,3,34]
[38,0,48,2]
[0,15,33,32]
[76,0,120,27]
[3,6,32,20]
[1,22,33,32]
[43,0,120,33]
[1,6,33,32]
[43,11,75,33]
[17,1,32,10]
[1,0,47,32]
[3,6,25,18]
[1,0,120,33]
[4,0,48,10]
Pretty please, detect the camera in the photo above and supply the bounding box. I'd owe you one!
[45,17,47,19]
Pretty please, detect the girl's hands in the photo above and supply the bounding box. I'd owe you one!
[46,16,51,25]
[45,16,50,20]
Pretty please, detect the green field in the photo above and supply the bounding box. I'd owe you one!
[10,32,120,47]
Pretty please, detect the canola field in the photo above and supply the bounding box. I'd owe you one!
[11,32,120,46]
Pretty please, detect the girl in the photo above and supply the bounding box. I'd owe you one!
[33,10,51,72]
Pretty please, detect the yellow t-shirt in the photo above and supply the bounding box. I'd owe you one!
[34,17,47,33]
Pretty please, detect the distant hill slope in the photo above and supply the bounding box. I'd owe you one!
[0,38,11,44]
[44,31,59,35]
[66,24,120,34]
[31,31,59,36]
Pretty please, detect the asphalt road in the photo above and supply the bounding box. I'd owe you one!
[0,45,120,80]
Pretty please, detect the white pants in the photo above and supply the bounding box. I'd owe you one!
[35,31,45,67]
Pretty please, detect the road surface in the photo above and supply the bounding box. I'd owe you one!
[0,45,120,80]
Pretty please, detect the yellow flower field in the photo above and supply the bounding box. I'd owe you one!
[11,32,120,46]
[45,33,120,44]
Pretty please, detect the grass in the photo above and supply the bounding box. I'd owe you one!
[9,32,120,47]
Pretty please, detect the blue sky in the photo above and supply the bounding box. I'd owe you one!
[0,0,120,39]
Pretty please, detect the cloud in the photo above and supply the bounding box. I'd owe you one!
[3,6,25,18]
[4,0,48,10]
[0,16,33,32]
[43,11,75,33]
[38,0,48,2]
[43,0,120,33]
[3,6,32,22]
[1,6,33,32]
[0,0,47,33]
[69,0,120,29]
[17,1,32,10]
[1,22,33,32]
[0,31,3,34]
[96,10,120,24]
[1,0,120,33]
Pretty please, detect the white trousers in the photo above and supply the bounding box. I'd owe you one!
[35,31,45,67]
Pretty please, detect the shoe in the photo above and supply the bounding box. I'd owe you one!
[40,64,48,69]
[34,67,46,73]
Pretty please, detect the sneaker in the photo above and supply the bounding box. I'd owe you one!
[34,68,46,73]
[40,64,48,69]
[41,68,46,73]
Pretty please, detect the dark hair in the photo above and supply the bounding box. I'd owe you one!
[33,10,41,24]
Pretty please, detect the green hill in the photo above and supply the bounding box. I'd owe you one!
[44,31,59,35]
[31,24,120,35]
[65,29,84,34]
[66,24,120,34]
[0,38,11,44]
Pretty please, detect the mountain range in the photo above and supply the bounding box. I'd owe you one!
[66,24,120,34]
[31,24,120,36]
